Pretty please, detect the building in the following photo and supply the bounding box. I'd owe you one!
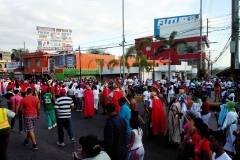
[22,50,197,81]
[133,14,210,78]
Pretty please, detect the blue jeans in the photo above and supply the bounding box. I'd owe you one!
[206,88,211,98]
[57,118,74,143]
[144,100,150,106]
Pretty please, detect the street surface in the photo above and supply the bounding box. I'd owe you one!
[3,92,238,160]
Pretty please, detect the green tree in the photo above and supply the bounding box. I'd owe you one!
[108,51,132,75]
[212,68,221,75]
[11,48,28,61]
[126,38,151,82]
[87,47,108,55]
[11,48,29,72]
[88,59,109,81]
[155,31,187,83]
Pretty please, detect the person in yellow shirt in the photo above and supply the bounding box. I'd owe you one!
[0,100,15,160]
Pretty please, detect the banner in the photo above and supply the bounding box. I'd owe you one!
[63,69,99,75]
[36,26,73,51]
[6,62,19,69]
[65,54,76,68]
[154,14,199,36]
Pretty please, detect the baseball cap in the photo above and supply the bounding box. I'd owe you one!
[143,86,148,90]
[60,88,66,95]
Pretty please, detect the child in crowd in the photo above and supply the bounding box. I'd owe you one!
[127,118,144,160]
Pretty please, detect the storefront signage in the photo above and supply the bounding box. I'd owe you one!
[63,69,99,75]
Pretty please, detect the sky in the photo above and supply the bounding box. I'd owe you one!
[0,0,233,68]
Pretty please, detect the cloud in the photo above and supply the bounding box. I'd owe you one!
[0,0,232,67]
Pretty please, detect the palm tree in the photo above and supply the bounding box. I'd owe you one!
[126,38,151,82]
[11,48,28,72]
[132,55,153,81]
[88,59,109,81]
[155,31,187,83]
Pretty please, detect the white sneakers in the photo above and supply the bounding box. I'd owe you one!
[57,142,65,146]
[48,123,57,130]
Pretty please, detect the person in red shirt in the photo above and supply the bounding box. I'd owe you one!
[201,97,211,125]
[19,88,40,150]
[21,81,28,97]
[193,121,212,160]
[6,82,14,92]
[41,82,49,101]
[29,81,35,96]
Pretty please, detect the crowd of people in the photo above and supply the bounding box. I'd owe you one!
[0,75,239,160]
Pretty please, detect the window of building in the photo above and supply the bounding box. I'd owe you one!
[0,54,2,60]
[178,41,198,54]
[36,59,40,67]
[26,59,31,68]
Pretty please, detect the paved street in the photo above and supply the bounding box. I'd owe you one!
[3,92,238,160]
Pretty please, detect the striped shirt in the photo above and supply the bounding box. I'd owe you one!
[54,96,74,118]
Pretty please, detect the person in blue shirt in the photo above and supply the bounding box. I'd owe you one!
[118,97,132,135]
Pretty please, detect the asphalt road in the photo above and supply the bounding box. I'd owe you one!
[3,93,237,160]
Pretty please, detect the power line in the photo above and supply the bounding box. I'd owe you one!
[74,14,231,47]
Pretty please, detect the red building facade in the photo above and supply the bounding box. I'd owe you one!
[135,36,209,68]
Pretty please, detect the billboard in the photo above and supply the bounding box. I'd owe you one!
[65,54,76,68]
[154,14,200,36]
[6,62,20,72]
[6,62,19,69]
[36,26,73,51]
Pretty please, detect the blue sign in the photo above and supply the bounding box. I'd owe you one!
[154,14,199,36]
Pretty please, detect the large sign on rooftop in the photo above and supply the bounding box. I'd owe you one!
[36,26,73,51]
[154,14,200,36]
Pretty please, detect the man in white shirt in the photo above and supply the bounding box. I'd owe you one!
[170,76,177,83]
[185,78,190,88]
[147,79,153,89]
[160,78,166,85]
[209,131,232,160]
[142,86,150,106]
[205,79,212,98]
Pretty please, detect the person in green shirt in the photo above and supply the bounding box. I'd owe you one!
[43,88,56,130]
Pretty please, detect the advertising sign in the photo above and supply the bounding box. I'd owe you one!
[6,62,20,72]
[36,26,73,51]
[65,54,76,68]
[63,69,99,75]
[6,62,19,69]
[154,14,199,36]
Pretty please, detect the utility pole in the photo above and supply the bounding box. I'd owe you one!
[153,48,155,81]
[78,45,82,80]
[199,0,203,77]
[24,42,25,52]
[122,0,125,77]
[207,19,209,37]
[230,0,239,77]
